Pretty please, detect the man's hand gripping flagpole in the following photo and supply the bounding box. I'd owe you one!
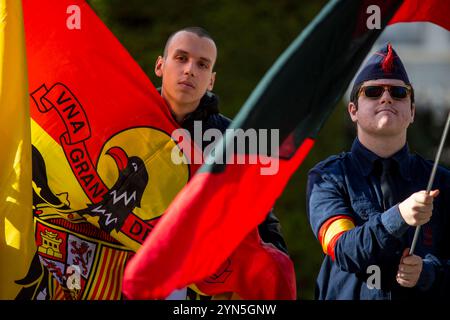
[409,111,450,255]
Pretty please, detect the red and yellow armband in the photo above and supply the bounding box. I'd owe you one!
[318,215,355,261]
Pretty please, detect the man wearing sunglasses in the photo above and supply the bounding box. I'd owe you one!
[307,43,450,299]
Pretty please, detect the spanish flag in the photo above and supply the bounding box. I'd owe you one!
[22,0,198,299]
[0,0,36,299]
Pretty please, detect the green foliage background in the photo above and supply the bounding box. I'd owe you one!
[86,0,449,299]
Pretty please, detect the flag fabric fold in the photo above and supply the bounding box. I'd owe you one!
[0,0,36,299]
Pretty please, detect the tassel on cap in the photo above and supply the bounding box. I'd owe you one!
[350,42,411,98]
[381,43,394,73]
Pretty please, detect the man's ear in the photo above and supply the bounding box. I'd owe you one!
[155,56,164,78]
[348,102,358,122]
[208,72,216,91]
[410,102,415,124]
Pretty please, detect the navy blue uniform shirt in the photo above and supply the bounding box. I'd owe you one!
[307,138,450,300]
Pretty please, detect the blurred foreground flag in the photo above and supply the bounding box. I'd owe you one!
[0,0,36,299]
[123,0,450,300]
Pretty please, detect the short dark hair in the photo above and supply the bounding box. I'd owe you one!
[163,27,215,57]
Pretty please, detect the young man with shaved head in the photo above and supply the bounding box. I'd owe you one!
[154,27,288,299]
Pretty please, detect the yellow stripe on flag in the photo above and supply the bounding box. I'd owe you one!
[0,0,36,299]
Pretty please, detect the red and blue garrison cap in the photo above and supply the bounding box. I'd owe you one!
[350,43,411,101]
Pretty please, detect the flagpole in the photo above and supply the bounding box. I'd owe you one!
[409,110,450,255]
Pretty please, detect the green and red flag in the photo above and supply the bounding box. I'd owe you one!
[21,0,198,299]
[123,0,450,300]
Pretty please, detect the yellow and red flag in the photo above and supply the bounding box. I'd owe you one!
[21,0,196,299]
[0,0,36,299]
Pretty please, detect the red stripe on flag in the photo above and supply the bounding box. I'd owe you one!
[98,248,119,299]
[91,247,111,299]
[105,250,122,300]
[115,251,128,299]
[108,250,127,300]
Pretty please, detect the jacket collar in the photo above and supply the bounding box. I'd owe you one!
[351,138,411,181]
[182,91,219,127]
[157,88,219,127]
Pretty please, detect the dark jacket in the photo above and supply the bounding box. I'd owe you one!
[307,138,450,299]
[180,91,288,254]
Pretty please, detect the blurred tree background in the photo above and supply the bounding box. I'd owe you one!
[86,0,450,299]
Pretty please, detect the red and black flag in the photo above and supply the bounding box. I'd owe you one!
[21,0,199,299]
[123,0,450,299]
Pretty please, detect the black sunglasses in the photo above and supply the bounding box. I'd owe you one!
[359,85,411,100]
